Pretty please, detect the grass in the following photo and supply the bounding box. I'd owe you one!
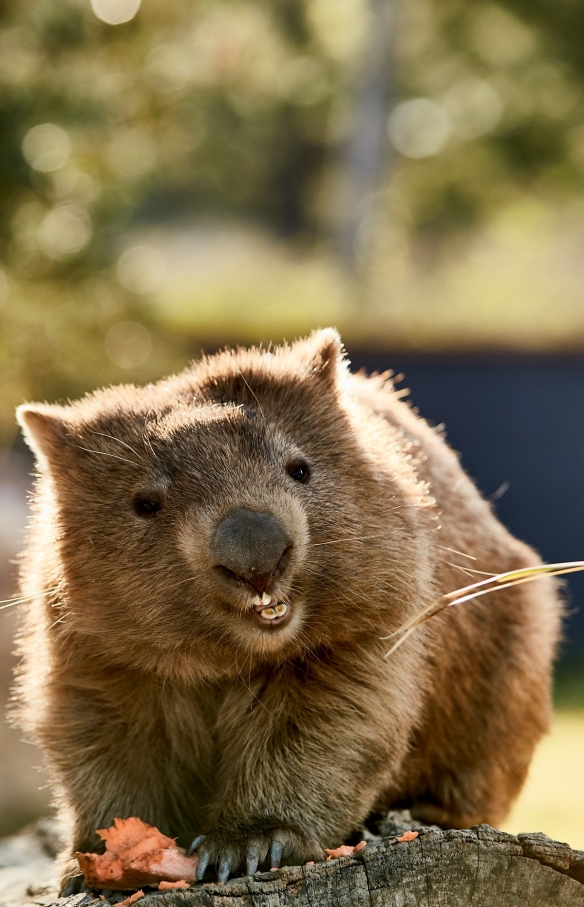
[502,709,584,849]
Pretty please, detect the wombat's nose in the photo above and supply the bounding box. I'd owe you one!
[211,508,292,593]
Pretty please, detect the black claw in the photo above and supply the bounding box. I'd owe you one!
[188,834,206,856]
[195,852,209,882]
[217,857,232,884]
[270,841,283,869]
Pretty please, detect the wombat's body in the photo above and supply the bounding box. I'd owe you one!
[15,330,560,887]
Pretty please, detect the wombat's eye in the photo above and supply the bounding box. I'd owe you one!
[133,494,163,518]
[287,460,311,484]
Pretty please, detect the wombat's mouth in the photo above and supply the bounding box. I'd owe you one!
[250,595,292,629]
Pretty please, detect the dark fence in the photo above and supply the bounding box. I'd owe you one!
[352,352,584,660]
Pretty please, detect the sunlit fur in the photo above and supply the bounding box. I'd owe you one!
[13,329,561,886]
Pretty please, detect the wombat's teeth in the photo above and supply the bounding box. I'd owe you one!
[252,594,262,607]
[258,602,287,620]
[261,592,272,606]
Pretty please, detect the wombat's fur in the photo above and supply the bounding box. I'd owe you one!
[15,329,560,888]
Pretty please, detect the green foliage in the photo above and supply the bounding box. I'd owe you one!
[1,0,584,440]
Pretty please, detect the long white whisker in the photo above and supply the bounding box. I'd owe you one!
[238,370,265,419]
[435,545,477,561]
[88,431,147,464]
[76,447,142,469]
[0,587,58,610]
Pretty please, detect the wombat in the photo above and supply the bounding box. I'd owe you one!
[14,329,560,889]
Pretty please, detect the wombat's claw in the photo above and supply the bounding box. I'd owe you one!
[194,851,209,882]
[188,834,206,855]
[217,849,238,885]
[270,841,283,869]
[190,825,324,883]
[245,841,262,876]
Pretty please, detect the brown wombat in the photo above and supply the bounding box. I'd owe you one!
[14,329,561,889]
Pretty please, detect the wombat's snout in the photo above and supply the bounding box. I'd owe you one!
[211,508,293,594]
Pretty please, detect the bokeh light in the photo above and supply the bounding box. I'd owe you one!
[21,124,71,173]
[37,204,92,259]
[106,128,158,180]
[388,98,451,159]
[143,44,192,94]
[90,0,142,26]
[116,245,166,294]
[104,320,152,368]
[443,78,503,140]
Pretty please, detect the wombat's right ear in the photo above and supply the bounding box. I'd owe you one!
[16,404,71,471]
[300,328,344,386]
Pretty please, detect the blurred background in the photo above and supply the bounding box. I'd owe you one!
[1,0,584,847]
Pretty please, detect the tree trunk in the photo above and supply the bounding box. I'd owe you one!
[2,816,584,907]
[336,0,394,275]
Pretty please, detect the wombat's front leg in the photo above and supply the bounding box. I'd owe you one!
[40,686,203,895]
[190,653,417,882]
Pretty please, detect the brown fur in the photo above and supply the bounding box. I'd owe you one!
[14,329,561,886]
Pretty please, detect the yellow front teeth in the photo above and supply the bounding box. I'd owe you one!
[260,603,288,620]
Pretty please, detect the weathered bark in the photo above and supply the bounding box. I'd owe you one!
[2,815,584,907]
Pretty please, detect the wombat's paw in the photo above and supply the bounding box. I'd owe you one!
[189,823,324,883]
[58,853,92,897]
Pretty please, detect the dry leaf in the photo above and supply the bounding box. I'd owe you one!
[324,840,367,860]
[396,831,419,842]
[117,890,144,907]
[76,817,198,890]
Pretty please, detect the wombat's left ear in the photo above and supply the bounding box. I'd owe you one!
[302,327,345,386]
[16,404,72,472]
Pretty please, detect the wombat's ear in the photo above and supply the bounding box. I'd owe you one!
[301,328,345,386]
[16,404,72,471]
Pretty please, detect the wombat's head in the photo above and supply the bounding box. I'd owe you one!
[18,329,429,678]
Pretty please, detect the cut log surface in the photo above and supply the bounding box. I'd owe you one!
[2,814,584,907]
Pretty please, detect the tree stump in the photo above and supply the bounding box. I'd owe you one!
[2,814,584,907]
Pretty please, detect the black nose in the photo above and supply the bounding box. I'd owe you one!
[211,508,292,593]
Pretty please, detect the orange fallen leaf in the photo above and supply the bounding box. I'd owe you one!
[117,890,144,907]
[158,880,189,890]
[76,817,198,890]
[396,831,419,842]
[324,840,367,861]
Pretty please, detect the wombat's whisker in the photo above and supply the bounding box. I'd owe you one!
[383,560,584,658]
[0,587,58,610]
[446,562,494,579]
[236,671,271,713]
[76,446,142,469]
[308,533,391,548]
[237,370,265,419]
[435,545,477,561]
[88,430,148,464]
